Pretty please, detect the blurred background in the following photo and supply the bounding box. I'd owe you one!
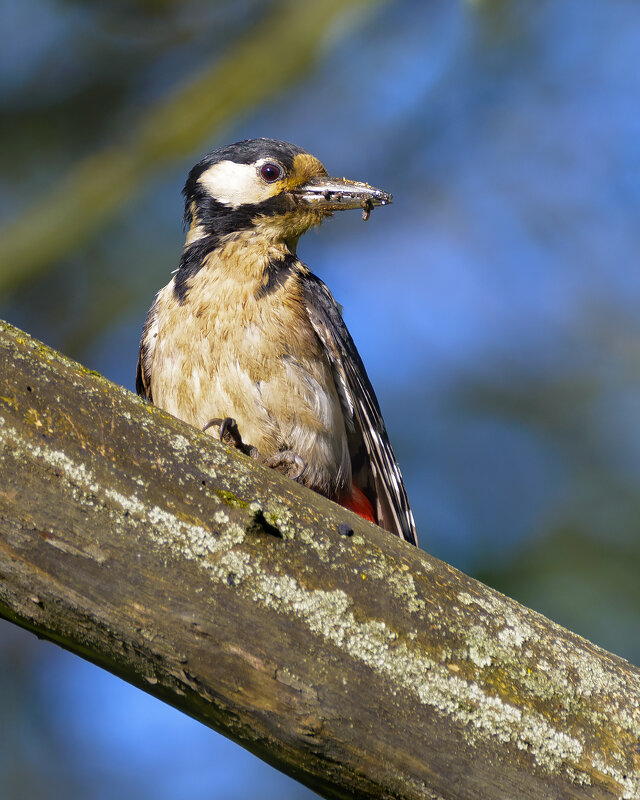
[1,0,639,797]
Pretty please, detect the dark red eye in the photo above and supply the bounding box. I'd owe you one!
[260,162,283,183]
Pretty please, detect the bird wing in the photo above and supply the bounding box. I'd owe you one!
[302,272,418,545]
[136,295,159,401]
[135,345,151,400]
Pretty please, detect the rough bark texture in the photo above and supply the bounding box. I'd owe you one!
[0,318,639,800]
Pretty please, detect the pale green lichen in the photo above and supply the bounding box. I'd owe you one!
[198,555,638,796]
[496,624,527,649]
[246,568,591,772]
[466,626,494,668]
[259,500,295,538]
[458,590,504,615]
[565,766,592,787]
[169,432,191,456]
[386,570,427,615]
[1,420,245,561]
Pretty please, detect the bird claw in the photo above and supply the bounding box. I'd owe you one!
[202,417,257,457]
[260,450,305,480]
[202,418,305,480]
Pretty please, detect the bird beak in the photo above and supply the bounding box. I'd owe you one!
[291,176,392,218]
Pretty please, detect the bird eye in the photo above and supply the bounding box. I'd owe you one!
[259,162,283,183]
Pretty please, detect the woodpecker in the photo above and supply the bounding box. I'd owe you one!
[137,138,417,546]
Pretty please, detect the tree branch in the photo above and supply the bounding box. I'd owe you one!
[0,319,638,800]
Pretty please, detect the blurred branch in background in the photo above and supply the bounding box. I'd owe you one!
[0,0,383,295]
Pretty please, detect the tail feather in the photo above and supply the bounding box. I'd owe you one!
[339,485,376,523]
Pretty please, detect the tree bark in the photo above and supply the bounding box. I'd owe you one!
[0,318,638,800]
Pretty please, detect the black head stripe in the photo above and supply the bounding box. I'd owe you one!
[255,252,298,299]
[174,238,212,303]
[183,138,308,216]
[195,192,293,236]
[174,194,295,303]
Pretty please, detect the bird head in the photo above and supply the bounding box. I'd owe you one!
[182,138,392,249]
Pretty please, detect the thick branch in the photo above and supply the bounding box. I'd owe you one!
[0,319,639,800]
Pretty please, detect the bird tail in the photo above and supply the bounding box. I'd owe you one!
[339,485,376,523]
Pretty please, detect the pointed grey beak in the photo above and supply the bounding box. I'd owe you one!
[292,176,392,218]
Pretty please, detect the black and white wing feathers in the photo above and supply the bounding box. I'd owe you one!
[136,295,159,401]
[303,273,417,546]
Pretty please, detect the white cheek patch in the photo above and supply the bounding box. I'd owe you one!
[198,160,277,208]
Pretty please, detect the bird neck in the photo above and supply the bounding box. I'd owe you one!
[174,225,304,304]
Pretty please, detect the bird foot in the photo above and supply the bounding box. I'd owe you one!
[260,450,306,480]
[202,418,305,480]
[202,417,257,457]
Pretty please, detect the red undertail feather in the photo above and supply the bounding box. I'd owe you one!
[339,485,376,523]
